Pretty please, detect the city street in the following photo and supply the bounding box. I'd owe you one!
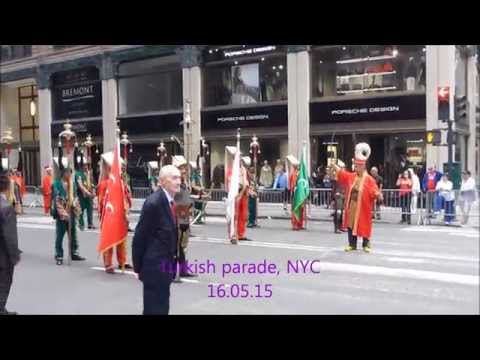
[7,207,479,315]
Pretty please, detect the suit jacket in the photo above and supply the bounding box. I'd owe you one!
[0,196,20,270]
[132,189,177,282]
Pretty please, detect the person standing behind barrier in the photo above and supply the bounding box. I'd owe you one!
[459,171,476,225]
[435,174,455,225]
[397,170,413,225]
[41,166,53,215]
[273,166,288,210]
[370,167,383,220]
[422,165,442,218]
[408,168,421,215]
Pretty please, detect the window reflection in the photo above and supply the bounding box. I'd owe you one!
[204,55,287,107]
[312,45,426,98]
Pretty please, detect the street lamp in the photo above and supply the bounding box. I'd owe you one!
[30,99,36,117]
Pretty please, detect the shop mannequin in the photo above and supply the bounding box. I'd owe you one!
[417,55,426,90]
[259,160,274,188]
[405,57,417,91]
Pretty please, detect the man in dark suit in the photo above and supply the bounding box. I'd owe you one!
[132,165,181,315]
[0,170,21,315]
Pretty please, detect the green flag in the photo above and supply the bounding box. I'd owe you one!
[292,145,310,221]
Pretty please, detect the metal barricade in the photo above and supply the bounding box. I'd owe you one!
[418,189,479,226]
[25,185,43,208]
[131,187,152,199]
[130,186,479,226]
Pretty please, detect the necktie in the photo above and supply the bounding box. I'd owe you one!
[170,200,177,225]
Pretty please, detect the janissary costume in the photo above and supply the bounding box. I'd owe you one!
[51,152,85,266]
[287,155,304,230]
[97,152,132,273]
[225,146,250,242]
[42,166,53,215]
[335,143,381,253]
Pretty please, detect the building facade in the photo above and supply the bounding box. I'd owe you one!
[1,45,478,188]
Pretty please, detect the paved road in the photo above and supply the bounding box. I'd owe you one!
[6,208,479,314]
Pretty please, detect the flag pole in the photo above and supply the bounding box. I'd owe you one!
[303,141,308,231]
[234,128,240,243]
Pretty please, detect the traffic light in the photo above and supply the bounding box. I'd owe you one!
[454,95,468,122]
[426,129,442,146]
[438,87,450,122]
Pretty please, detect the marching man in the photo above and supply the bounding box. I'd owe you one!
[287,155,304,230]
[331,143,383,253]
[225,141,251,244]
[42,166,53,215]
[51,154,85,265]
[97,151,132,273]
[76,156,95,230]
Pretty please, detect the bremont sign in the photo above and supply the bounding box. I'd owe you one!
[52,67,102,120]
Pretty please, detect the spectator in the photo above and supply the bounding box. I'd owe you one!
[422,165,443,218]
[396,170,413,225]
[408,168,421,215]
[459,170,477,225]
[370,167,383,220]
[273,166,288,211]
[435,174,455,225]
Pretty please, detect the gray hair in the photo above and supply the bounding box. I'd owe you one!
[371,166,378,172]
[159,165,180,180]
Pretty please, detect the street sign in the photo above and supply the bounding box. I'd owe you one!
[438,86,450,122]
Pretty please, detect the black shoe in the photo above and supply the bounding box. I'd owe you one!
[55,257,63,266]
[180,272,198,278]
[88,225,96,230]
[128,228,134,233]
[71,254,86,261]
[247,224,254,228]
[119,264,133,270]
[239,237,253,241]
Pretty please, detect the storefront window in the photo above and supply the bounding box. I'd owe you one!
[118,56,183,114]
[1,45,32,62]
[203,54,287,107]
[311,45,426,98]
[18,85,38,143]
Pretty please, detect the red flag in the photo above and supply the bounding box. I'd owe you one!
[98,140,128,254]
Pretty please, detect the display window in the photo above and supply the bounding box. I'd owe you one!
[203,53,287,107]
[311,45,425,98]
[118,56,183,114]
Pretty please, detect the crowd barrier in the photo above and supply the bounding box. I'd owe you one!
[21,185,480,226]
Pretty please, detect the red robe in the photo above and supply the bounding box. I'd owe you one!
[289,168,304,230]
[97,177,109,221]
[42,174,53,214]
[337,169,379,239]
